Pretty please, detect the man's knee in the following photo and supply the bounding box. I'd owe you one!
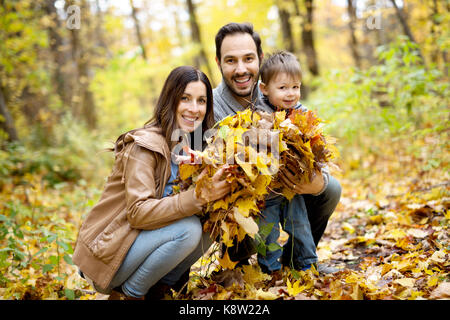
[326,175,342,204]
[315,175,341,219]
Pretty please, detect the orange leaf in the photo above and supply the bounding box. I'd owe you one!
[217,249,239,270]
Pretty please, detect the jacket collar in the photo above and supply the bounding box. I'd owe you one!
[123,125,170,160]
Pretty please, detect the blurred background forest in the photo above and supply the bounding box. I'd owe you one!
[0,0,448,300]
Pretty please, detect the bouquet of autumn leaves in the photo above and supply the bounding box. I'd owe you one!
[176,108,338,268]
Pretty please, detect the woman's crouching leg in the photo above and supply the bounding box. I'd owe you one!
[111,215,202,298]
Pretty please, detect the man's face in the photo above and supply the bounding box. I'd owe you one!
[216,33,261,105]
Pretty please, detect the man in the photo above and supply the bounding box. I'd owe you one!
[212,22,341,273]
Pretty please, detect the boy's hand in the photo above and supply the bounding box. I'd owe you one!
[279,166,324,195]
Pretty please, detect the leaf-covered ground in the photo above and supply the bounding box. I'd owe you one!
[175,174,449,300]
[177,140,450,300]
[0,139,448,300]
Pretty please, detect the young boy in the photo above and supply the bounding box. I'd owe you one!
[256,51,318,274]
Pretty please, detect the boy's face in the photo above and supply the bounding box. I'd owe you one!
[259,72,301,109]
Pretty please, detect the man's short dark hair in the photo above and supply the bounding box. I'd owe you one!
[215,22,263,63]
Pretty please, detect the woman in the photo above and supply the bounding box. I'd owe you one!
[72,66,230,300]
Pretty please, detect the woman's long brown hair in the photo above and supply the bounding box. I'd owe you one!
[113,66,215,152]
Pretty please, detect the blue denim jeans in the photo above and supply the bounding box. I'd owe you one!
[257,175,342,272]
[257,194,318,272]
[108,215,211,298]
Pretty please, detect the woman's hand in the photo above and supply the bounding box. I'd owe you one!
[194,166,232,205]
[279,165,324,195]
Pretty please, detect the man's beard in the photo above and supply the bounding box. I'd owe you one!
[223,74,257,98]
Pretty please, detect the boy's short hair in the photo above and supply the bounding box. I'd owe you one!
[259,51,302,84]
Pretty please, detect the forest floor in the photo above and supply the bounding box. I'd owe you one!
[0,143,449,300]
[177,169,449,300]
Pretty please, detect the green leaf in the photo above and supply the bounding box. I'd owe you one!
[267,242,282,252]
[291,269,301,280]
[63,254,74,265]
[65,289,75,300]
[258,222,274,238]
[42,264,54,273]
[33,247,49,257]
[56,240,70,252]
[218,125,230,140]
[49,255,59,265]
[256,242,266,257]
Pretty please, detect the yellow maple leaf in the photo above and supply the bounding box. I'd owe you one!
[241,265,271,285]
[235,155,257,182]
[256,155,273,176]
[213,198,229,211]
[179,163,199,180]
[342,222,356,234]
[253,174,271,196]
[385,228,406,240]
[286,278,305,297]
[220,223,235,247]
[217,249,239,270]
[274,110,286,126]
[281,186,296,201]
[427,276,439,287]
[235,197,258,217]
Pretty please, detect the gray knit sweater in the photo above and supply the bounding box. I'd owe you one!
[212,81,273,123]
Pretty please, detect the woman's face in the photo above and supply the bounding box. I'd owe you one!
[176,80,207,133]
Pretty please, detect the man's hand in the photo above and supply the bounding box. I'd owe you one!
[279,166,324,195]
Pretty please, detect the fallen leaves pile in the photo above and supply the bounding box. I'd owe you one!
[177,108,338,267]
[0,110,448,300]
[179,173,449,300]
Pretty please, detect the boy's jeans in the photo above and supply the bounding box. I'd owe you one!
[257,194,318,272]
[108,215,212,298]
[234,176,341,266]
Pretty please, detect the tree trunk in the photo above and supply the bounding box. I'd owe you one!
[43,0,70,107]
[94,0,111,57]
[0,80,18,143]
[68,0,97,129]
[301,0,319,76]
[186,0,216,86]
[129,0,147,60]
[389,0,425,63]
[347,0,361,68]
[165,0,185,47]
[277,0,296,53]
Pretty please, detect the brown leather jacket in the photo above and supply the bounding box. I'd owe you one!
[72,125,203,292]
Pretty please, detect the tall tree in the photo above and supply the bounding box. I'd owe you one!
[0,78,18,143]
[94,0,110,57]
[389,0,425,62]
[347,0,361,68]
[129,0,148,60]
[277,0,296,53]
[429,0,447,71]
[165,0,186,48]
[68,0,97,129]
[43,0,70,107]
[185,0,215,86]
[301,0,319,76]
